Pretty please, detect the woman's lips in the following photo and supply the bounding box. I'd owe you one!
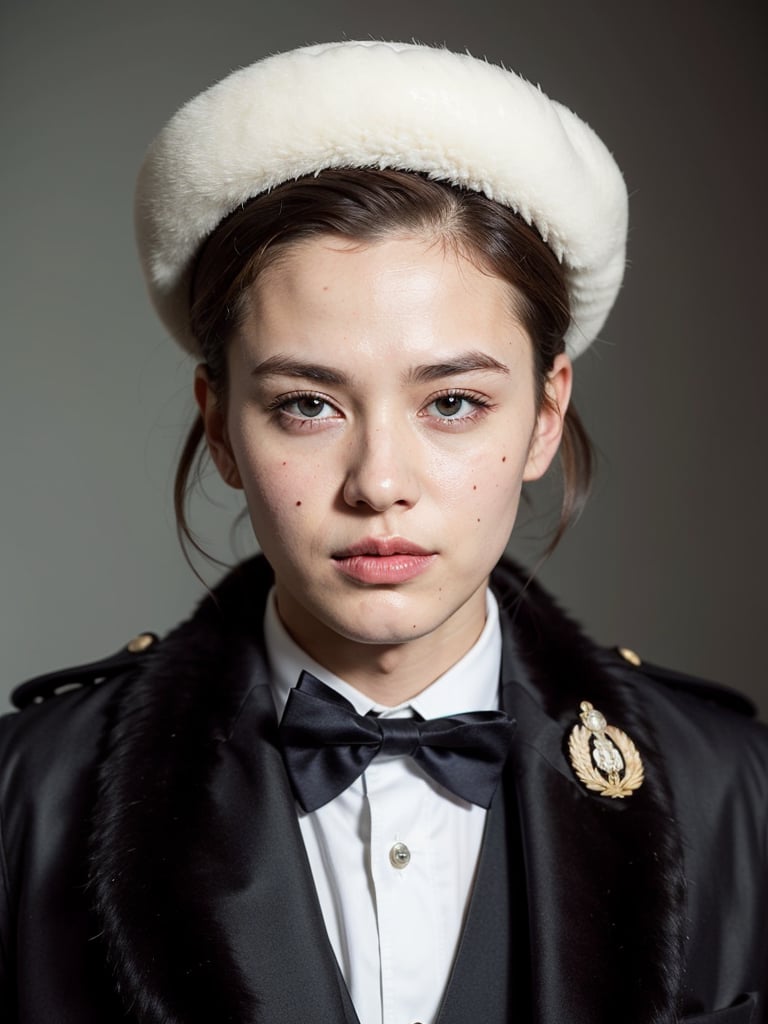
[332,538,436,584]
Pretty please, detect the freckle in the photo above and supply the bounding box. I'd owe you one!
[477,518,481,523]
[472,485,477,491]
[295,501,302,507]
[282,461,287,466]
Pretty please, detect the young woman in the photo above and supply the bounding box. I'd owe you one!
[1,41,766,1024]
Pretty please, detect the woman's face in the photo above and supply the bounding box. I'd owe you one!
[197,233,571,691]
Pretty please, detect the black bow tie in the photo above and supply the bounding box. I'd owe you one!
[278,671,515,812]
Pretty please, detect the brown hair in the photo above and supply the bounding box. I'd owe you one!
[175,168,593,564]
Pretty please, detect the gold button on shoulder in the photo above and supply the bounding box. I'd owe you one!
[127,633,156,654]
[618,646,642,667]
[389,842,411,869]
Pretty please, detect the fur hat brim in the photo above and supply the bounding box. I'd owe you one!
[135,41,628,357]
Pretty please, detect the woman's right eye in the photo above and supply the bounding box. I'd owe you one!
[269,392,341,423]
[289,395,331,418]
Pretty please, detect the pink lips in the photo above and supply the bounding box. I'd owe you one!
[332,537,436,584]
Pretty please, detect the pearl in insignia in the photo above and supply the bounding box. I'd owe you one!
[585,709,607,732]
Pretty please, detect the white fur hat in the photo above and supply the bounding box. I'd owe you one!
[135,40,628,357]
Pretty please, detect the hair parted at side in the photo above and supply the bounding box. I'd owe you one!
[174,168,593,567]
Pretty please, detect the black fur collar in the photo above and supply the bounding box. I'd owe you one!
[89,556,686,1023]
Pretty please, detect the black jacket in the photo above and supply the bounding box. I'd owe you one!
[1,557,766,1023]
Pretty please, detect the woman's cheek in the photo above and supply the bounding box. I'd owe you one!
[434,444,525,501]
[475,453,528,531]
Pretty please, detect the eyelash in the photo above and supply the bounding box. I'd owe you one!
[266,388,493,429]
[266,391,342,427]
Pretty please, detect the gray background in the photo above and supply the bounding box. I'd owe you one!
[2,0,766,718]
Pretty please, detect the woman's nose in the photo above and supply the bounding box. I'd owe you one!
[342,424,421,512]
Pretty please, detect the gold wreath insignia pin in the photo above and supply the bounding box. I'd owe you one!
[567,701,644,798]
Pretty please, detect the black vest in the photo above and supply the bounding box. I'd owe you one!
[336,777,528,1024]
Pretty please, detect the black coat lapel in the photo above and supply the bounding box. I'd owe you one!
[492,563,686,1024]
[89,561,356,1024]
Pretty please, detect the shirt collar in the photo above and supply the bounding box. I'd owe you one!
[264,589,502,720]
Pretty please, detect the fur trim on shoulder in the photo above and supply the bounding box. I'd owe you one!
[494,561,686,1023]
[88,562,274,1022]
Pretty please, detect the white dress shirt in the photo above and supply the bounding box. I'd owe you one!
[264,590,502,1024]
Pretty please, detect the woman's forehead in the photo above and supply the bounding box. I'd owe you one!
[248,232,515,311]
[227,249,532,396]
[239,234,529,359]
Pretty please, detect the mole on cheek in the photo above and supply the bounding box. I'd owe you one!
[295,500,302,507]
[472,485,477,491]
[502,456,507,463]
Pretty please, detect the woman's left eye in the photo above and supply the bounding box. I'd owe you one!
[422,391,489,421]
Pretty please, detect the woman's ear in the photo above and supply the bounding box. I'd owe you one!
[523,353,573,482]
[193,365,244,490]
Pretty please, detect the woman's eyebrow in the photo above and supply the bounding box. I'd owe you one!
[251,355,350,386]
[405,352,510,383]
[250,351,510,386]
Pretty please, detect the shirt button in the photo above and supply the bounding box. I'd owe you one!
[389,842,411,869]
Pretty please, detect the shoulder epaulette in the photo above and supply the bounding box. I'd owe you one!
[609,645,756,717]
[11,633,159,711]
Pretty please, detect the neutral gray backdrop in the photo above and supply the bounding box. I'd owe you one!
[2,0,766,718]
